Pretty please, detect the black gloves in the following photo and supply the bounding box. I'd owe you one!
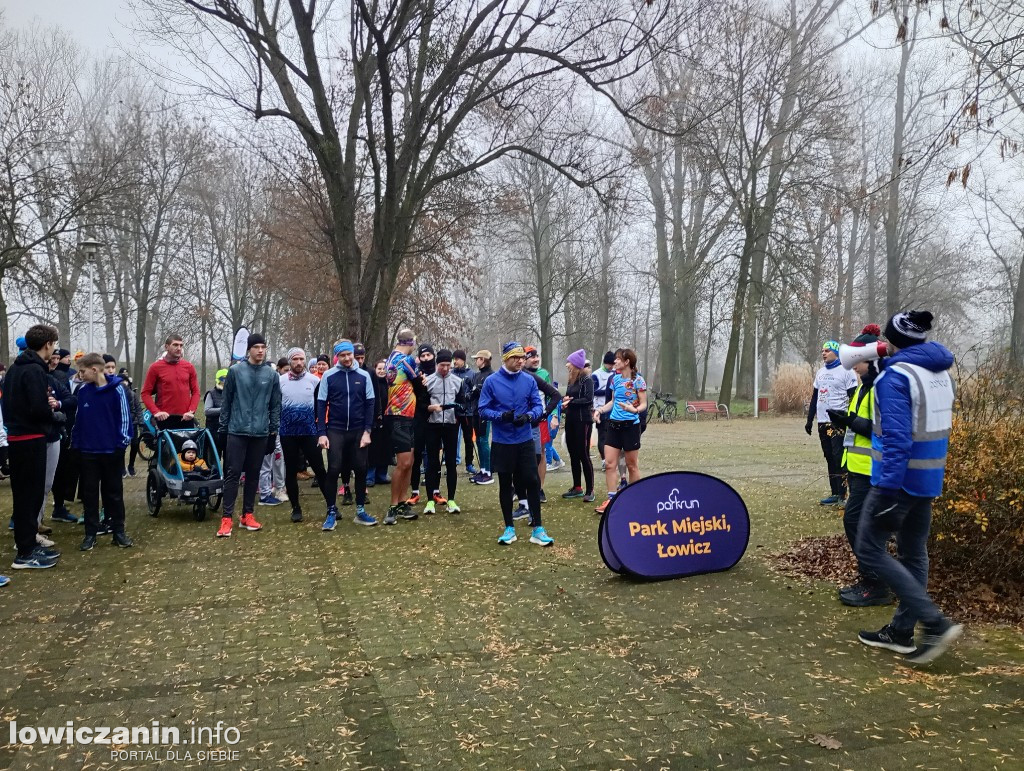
[826,409,850,427]
[500,410,515,423]
[864,488,907,531]
[266,433,277,455]
[804,421,813,436]
[513,414,530,427]
[51,411,67,425]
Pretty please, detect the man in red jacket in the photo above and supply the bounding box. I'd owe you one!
[141,334,200,430]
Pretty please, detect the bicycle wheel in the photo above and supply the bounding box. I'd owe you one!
[137,432,157,461]
[663,404,677,424]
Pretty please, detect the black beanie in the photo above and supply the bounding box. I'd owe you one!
[102,354,116,364]
[453,349,467,361]
[353,343,366,356]
[418,344,435,357]
[603,351,615,366]
[247,333,267,350]
[436,348,453,364]
[884,311,933,349]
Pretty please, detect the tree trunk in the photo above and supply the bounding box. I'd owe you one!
[885,1,912,318]
[1011,249,1024,368]
[719,215,754,405]
[0,269,9,363]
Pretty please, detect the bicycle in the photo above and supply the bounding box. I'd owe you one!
[650,392,678,424]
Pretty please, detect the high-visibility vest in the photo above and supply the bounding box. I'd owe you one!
[842,383,873,476]
[871,362,954,497]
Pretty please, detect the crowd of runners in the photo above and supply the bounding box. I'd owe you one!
[0,325,650,585]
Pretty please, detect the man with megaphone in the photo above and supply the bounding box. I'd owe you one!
[805,340,858,505]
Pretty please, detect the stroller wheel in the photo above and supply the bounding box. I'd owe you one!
[146,470,163,517]
[193,501,208,522]
[208,495,222,512]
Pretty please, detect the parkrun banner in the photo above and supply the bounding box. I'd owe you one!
[599,471,750,580]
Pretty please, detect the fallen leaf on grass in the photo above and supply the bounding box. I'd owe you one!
[809,733,842,750]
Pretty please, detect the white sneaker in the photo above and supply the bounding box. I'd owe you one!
[36,533,55,548]
[273,487,288,502]
[545,462,558,471]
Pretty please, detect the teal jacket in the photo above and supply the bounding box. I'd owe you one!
[219,361,282,437]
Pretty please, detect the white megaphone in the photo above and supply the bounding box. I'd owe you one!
[839,341,888,370]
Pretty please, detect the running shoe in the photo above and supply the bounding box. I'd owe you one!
[0,575,9,587]
[476,472,494,485]
[354,506,377,526]
[529,527,554,547]
[112,532,134,548]
[497,526,517,545]
[423,501,436,515]
[216,517,232,537]
[342,487,354,506]
[11,551,57,570]
[594,498,611,514]
[239,513,263,531]
[399,502,419,520]
[446,500,461,514]
[406,492,421,506]
[466,464,479,475]
[562,487,584,499]
[35,533,55,548]
[51,507,79,524]
[323,508,338,531]
[432,492,448,506]
[259,494,281,506]
[383,506,399,526]
[291,507,303,523]
[582,491,596,503]
[512,504,530,521]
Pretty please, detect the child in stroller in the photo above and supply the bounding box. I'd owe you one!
[179,440,211,478]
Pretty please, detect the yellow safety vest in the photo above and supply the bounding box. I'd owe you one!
[842,383,873,476]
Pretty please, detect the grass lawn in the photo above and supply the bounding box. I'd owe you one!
[1,417,1021,769]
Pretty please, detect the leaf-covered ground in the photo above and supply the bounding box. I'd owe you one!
[1,417,1021,769]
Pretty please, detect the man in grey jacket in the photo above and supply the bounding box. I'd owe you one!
[216,333,282,537]
[423,349,465,514]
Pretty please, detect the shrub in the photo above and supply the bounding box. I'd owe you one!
[931,358,1024,585]
[771,362,813,415]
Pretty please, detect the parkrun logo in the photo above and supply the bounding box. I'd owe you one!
[655,488,700,515]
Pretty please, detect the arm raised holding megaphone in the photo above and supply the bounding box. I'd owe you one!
[839,340,889,370]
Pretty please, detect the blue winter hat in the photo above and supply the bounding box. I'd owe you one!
[501,341,525,361]
[15,336,27,352]
[822,340,840,354]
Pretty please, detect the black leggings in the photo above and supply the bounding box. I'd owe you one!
[326,429,367,506]
[426,423,460,500]
[281,435,329,510]
[565,419,594,493]
[497,443,542,528]
[410,417,427,490]
[222,434,267,518]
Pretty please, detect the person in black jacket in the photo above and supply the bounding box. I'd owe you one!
[560,350,595,502]
[452,349,476,472]
[467,350,495,484]
[50,350,81,522]
[406,344,434,504]
[4,324,62,570]
[368,359,390,486]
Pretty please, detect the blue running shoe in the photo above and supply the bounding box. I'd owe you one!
[12,552,57,570]
[260,494,282,506]
[497,526,517,545]
[51,507,79,523]
[819,494,841,506]
[512,504,530,521]
[0,575,9,587]
[467,464,479,475]
[355,506,377,526]
[323,507,338,531]
[530,527,554,547]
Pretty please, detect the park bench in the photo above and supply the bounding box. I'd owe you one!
[685,400,730,420]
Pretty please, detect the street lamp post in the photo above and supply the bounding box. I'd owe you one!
[79,240,103,352]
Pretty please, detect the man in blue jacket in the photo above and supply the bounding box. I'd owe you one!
[317,340,376,530]
[72,353,135,551]
[855,310,961,665]
[478,341,553,547]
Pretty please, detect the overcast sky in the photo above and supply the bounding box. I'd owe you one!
[1,0,134,51]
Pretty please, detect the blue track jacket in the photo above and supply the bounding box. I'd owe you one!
[71,375,134,454]
[478,366,543,445]
[316,362,375,435]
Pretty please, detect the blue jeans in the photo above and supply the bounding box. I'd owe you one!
[855,489,945,634]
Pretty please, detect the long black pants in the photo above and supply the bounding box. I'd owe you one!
[565,419,594,493]
[843,472,882,586]
[222,434,267,518]
[281,435,329,510]
[410,417,428,490]
[494,441,542,528]
[10,438,47,558]
[53,442,80,508]
[458,416,475,467]
[426,422,460,500]
[818,422,846,496]
[326,429,367,507]
[596,419,607,461]
[80,451,127,537]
